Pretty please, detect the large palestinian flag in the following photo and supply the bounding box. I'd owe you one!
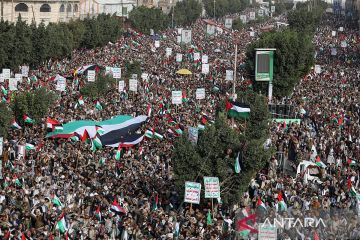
[46,115,147,147]
[74,64,100,75]
[226,101,251,119]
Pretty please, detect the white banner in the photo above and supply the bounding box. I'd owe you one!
[118,80,125,92]
[87,70,95,82]
[15,74,22,82]
[339,27,344,31]
[202,64,209,74]
[258,224,277,240]
[2,69,10,79]
[177,28,183,35]
[166,48,172,57]
[112,67,121,79]
[331,48,337,56]
[332,31,336,37]
[341,41,347,48]
[315,65,321,74]
[177,35,181,44]
[184,181,201,204]
[250,12,256,20]
[176,53,183,62]
[258,9,264,17]
[226,70,234,81]
[204,177,220,198]
[194,52,200,61]
[105,66,112,75]
[129,79,138,92]
[271,6,276,13]
[206,24,215,35]
[141,73,149,81]
[9,78,18,91]
[172,90,182,104]
[201,55,208,64]
[240,15,247,24]
[154,40,160,48]
[196,88,205,100]
[181,30,192,44]
[0,74,3,83]
[150,29,154,35]
[0,137,3,156]
[250,31,255,37]
[56,76,66,91]
[224,18,233,29]
[21,66,29,77]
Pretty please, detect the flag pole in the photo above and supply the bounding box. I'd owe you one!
[231,44,238,128]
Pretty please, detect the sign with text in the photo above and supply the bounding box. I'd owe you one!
[177,28,183,35]
[204,177,220,198]
[258,224,277,240]
[196,88,205,100]
[341,41,347,48]
[255,50,274,81]
[87,70,95,82]
[15,74,22,82]
[201,64,209,74]
[250,12,256,20]
[177,35,181,43]
[176,53,183,62]
[315,65,321,74]
[339,27,344,31]
[201,55,208,64]
[194,52,200,61]
[271,6,276,13]
[224,18,233,29]
[129,79,138,92]
[240,15,247,23]
[184,181,201,204]
[154,40,160,48]
[250,31,255,37]
[2,69,10,79]
[172,90,182,104]
[258,9,264,17]
[166,48,172,57]
[105,66,112,75]
[188,127,199,145]
[9,78,18,91]
[141,73,149,81]
[181,30,192,44]
[118,80,125,92]
[21,66,29,77]
[332,31,336,37]
[0,74,3,83]
[112,67,121,79]
[56,76,66,91]
[206,24,215,35]
[226,70,234,81]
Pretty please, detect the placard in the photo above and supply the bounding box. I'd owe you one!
[105,66,112,75]
[196,88,205,100]
[87,70,95,82]
[332,31,336,37]
[9,78,18,91]
[258,9,264,17]
[177,36,181,44]
[224,18,233,29]
[240,15,247,23]
[0,137,3,156]
[15,74,22,82]
[118,80,125,92]
[188,127,199,145]
[176,53,183,62]
[201,55,208,64]
[2,69,10,79]
[181,30,192,44]
[250,31,255,37]
[154,40,160,48]
[226,70,234,81]
[131,74,138,79]
[184,181,201,204]
[56,76,66,91]
[166,48,172,57]
[250,12,256,20]
[150,29,154,35]
[194,52,200,61]
[258,224,277,240]
[0,74,3,83]
[331,48,337,56]
[201,64,209,74]
[271,6,276,13]
[177,28,183,35]
[112,67,121,79]
[206,24,215,35]
[21,66,29,77]
[204,177,220,198]
[339,27,344,31]
[314,65,321,74]
[141,73,149,81]
[341,41,347,48]
[172,90,182,104]
[129,79,138,92]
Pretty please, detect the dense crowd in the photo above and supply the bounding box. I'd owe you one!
[0,9,359,240]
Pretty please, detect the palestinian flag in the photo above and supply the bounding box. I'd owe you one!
[95,125,105,135]
[46,115,147,147]
[152,194,159,211]
[145,130,164,140]
[24,115,34,124]
[52,194,63,208]
[74,64,98,75]
[95,101,102,111]
[115,143,122,161]
[1,85,8,95]
[81,130,90,142]
[91,135,102,152]
[206,210,212,225]
[47,118,62,130]
[347,158,357,166]
[315,156,326,168]
[95,206,101,221]
[110,199,127,214]
[182,91,188,103]
[25,143,35,151]
[55,212,67,234]
[99,157,106,166]
[11,119,21,129]
[256,197,267,212]
[14,176,22,187]
[147,104,152,117]
[349,186,357,197]
[175,126,183,135]
[225,101,251,119]
[277,192,287,212]
[78,96,84,106]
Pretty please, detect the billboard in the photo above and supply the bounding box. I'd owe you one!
[255,49,274,81]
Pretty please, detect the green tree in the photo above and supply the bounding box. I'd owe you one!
[171,0,202,27]
[30,21,49,67]
[0,103,13,138]
[12,15,32,69]
[12,87,57,125]
[173,91,271,204]
[124,60,142,78]
[80,74,116,100]
[203,0,248,18]
[129,6,169,34]
[232,18,245,30]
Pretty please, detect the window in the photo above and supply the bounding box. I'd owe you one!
[15,3,29,12]
[67,4,72,12]
[74,4,78,12]
[40,4,51,12]
[60,4,65,12]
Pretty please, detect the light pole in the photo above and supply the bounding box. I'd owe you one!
[213,0,215,19]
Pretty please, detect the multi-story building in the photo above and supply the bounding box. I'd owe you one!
[0,0,80,24]
[78,0,137,19]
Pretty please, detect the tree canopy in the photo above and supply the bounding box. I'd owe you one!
[171,0,202,27]
[128,7,169,34]
[203,0,248,18]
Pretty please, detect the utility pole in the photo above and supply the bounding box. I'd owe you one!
[171,6,174,28]
[213,0,215,19]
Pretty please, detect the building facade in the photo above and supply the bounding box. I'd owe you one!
[78,0,137,19]
[0,0,80,24]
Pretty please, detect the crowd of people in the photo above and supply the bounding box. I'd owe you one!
[0,7,358,240]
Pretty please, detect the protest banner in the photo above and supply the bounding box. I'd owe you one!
[258,224,277,240]
[258,9,264,17]
[9,78,18,91]
[15,74,22,82]
[204,177,220,198]
[250,31,255,37]
[176,53,183,62]
[196,88,205,100]
[166,48,172,57]
[154,40,160,48]
[188,127,199,145]
[56,76,66,91]
[172,90,182,104]
[177,28,183,35]
[105,67,112,75]
[240,15,247,24]
[118,80,125,92]
[141,73,149,81]
[206,24,215,35]
[315,65,321,74]
[87,70,95,82]
[250,12,256,20]
[341,41,347,48]
[332,31,336,36]
[226,70,234,81]
[0,74,3,83]
[194,52,200,61]
[112,67,121,79]
[129,79,138,92]
[271,6,276,13]
[181,30,192,44]
[2,69,10,79]
[184,181,201,204]
[225,18,233,29]
[202,55,208,64]
[21,66,29,77]
[202,64,209,74]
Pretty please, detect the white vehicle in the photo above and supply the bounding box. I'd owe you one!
[297,161,323,184]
